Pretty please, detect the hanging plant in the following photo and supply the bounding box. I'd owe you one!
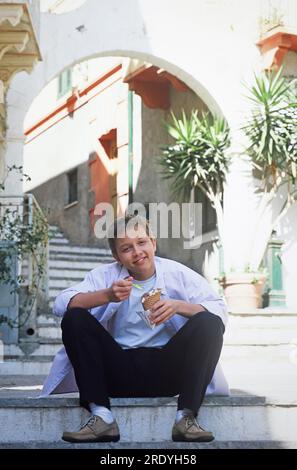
[0,165,50,328]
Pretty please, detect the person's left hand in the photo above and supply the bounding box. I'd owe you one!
[149,299,181,326]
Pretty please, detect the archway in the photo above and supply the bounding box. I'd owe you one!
[4,0,230,287]
[6,0,232,196]
[22,52,219,274]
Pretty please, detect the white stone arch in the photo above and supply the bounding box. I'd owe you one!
[5,0,239,194]
[31,50,223,118]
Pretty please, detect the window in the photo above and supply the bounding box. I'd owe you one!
[57,68,72,99]
[67,169,78,205]
[194,187,217,233]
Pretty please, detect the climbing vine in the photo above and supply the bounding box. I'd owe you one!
[0,165,49,328]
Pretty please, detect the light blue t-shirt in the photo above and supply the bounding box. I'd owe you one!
[111,272,174,349]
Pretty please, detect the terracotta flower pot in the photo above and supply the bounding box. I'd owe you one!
[220,272,266,312]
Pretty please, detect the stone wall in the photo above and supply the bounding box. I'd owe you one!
[29,160,107,248]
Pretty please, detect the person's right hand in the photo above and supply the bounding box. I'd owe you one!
[107,276,134,302]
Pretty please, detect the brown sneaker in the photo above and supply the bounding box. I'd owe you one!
[172,414,214,442]
[62,415,120,443]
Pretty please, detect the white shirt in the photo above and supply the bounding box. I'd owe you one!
[111,272,173,348]
[41,256,229,397]
[53,256,228,327]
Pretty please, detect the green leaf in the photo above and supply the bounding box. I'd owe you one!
[157,110,230,203]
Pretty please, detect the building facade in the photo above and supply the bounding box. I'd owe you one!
[1,0,297,309]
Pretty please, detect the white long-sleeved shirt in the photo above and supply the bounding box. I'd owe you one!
[41,256,229,397]
[53,256,228,327]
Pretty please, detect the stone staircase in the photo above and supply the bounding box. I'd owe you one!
[0,225,114,374]
[0,309,296,448]
[47,225,114,311]
[0,387,295,448]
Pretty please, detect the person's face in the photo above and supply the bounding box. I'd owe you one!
[113,225,157,280]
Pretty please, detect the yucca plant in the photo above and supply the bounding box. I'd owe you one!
[242,67,297,270]
[157,110,231,241]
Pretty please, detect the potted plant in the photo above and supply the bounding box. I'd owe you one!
[242,67,297,272]
[219,267,267,312]
[157,109,234,299]
[157,110,265,311]
[157,109,231,247]
[215,68,297,311]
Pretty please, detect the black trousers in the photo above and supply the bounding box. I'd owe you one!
[61,308,225,416]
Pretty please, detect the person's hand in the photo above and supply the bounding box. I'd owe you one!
[107,276,134,302]
[149,299,181,326]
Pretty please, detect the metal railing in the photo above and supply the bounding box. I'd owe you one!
[0,193,49,299]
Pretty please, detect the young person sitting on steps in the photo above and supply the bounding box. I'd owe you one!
[41,214,229,443]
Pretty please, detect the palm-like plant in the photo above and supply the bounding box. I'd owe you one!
[243,66,297,182]
[242,67,297,270]
[157,110,231,241]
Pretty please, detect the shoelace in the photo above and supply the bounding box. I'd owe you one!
[80,415,98,431]
[184,415,201,431]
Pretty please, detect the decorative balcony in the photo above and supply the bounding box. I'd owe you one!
[0,1,41,170]
[123,60,189,110]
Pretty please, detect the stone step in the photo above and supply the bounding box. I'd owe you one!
[49,254,114,263]
[23,269,106,287]
[49,238,70,245]
[29,342,62,356]
[1,342,62,360]
[48,259,101,270]
[0,360,53,375]
[36,314,297,344]
[38,327,62,339]
[48,234,71,241]
[0,348,288,376]
[229,310,297,320]
[49,240,108,249]
[49,278,86,289]
[49,225,63,232]
[2,339,292,361]
[49,287,69,297]
[37,314,61,326]
[49,268,102,279]
[1,391,295,443]
[224,312,297,346]
[49,245,112,256]
[49,231,65,237]
[221,362,297,403]
[221,344,293,361]
[49,227,64,234]
[49,269,97,280]
[35,311,297,348]
[1,440,296,449]
[1,344,293,376]
[36,323,58,331]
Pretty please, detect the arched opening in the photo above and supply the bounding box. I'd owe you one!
[23,54,220,275]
